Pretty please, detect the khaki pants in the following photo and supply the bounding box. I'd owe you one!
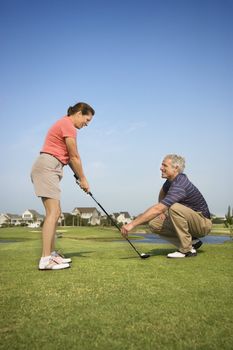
[149,203,212,253]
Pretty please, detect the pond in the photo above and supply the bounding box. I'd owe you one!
[129,234,232,244]
[0,240,23,244]
[0,235,231,245]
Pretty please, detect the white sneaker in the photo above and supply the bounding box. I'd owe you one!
[39,257,70,270]
[167,248,197,258]
[51,251,72,264]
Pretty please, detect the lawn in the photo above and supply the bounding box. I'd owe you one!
[0,226,232,350]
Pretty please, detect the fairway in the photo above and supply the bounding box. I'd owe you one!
[0,226,233,350]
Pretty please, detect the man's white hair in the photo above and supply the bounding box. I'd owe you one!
[165,154,185,173]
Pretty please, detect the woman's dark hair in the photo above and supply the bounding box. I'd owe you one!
[67,102,95,116]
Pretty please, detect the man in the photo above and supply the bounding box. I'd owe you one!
[121,154,212,258]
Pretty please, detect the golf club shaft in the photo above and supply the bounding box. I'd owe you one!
[88,192,143,257]
[74,174,142,257]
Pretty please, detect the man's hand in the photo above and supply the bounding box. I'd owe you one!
[121,203,167,237]
[78,177,90,193]
[121,222,134,237]
[158,213,166,221]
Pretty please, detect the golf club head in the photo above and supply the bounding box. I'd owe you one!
[140,253,150,259]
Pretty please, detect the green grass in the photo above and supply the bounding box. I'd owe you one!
[210,224,231,236]
[0,226,233,350]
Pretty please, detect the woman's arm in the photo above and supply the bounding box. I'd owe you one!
[65,137,90,192]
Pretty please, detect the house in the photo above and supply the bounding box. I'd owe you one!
[112,213,120,220]
[71,207,101,225]
[0,213,23,226]
[103,212,132,226]
[115,212,132,225]
[7,214,23,226]
[0,213,10,227]
[22,209,44,227]
[101,214,114,226]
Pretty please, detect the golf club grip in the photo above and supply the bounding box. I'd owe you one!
[74,174,93,195]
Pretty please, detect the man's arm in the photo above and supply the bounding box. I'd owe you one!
[121,202,167,235]
[65,137,89,192]
[157,187,167,221]
[158,187,166,201]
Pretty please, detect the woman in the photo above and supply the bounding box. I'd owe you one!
[31,102,95,270]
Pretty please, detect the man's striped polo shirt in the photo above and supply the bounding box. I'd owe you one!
[160,173,211,219]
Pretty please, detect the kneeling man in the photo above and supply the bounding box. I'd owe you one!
[121,154,212,258]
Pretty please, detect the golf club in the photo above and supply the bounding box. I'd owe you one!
[74,174,150,259]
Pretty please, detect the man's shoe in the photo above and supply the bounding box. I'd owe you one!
[39,258,70,270]
[51,251,72,264]
[192,238,203,250]
[167,248,197,258]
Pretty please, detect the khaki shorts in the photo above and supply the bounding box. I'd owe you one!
[31,153,64,200]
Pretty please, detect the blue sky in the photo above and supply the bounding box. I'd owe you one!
[0,0,232,217]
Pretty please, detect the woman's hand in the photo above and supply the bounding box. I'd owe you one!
[79,177,90,193]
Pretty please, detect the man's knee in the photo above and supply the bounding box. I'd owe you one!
[169,203,182,214]
[168,203,189,220]
[149,219,162,234]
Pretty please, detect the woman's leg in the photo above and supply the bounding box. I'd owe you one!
[41,198,61,257]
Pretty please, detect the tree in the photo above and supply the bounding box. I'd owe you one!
[225,205,233,237]
[32,214,37,223]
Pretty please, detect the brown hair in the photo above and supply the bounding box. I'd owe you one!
[67,102,95,116]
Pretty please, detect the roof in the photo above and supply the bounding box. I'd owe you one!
[119,212,131,218]
[0,213,10,218]
[111,212,131,218]
[6,214,22,219]
[27,209,41,216]
[73,207,100,214]
[24,209,44,219]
